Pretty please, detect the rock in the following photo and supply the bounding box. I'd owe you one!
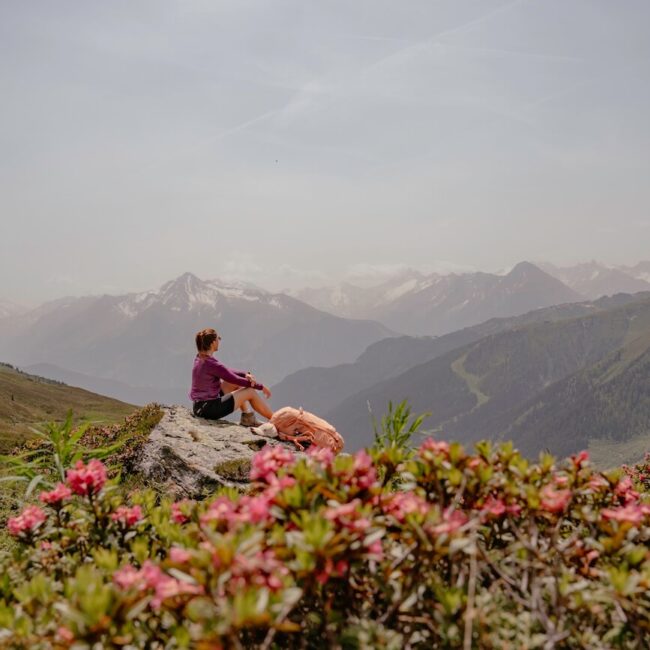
[134,405,295,499]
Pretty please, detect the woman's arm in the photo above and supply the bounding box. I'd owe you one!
[208,358,263,390]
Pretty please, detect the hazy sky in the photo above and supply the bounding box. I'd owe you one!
[1,0,649,305]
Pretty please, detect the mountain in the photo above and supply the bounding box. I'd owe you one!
[0,300,27,320]
[291,269,427,320]
[501,329,650,462]
[540,261,650,299]
[327,295,650,460]
[620,261,650,284]
[375,262,582,335]
[0,362,134,450]
[294,263,580,336]
[272,292,648,422]
[0,273,393,405]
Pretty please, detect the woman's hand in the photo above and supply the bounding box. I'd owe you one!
[262,385,272,399]
[246,371,257,385]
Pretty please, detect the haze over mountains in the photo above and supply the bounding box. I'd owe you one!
[0,300,26,319]
[539,261,650,300]
[1,259,648,460]
[294,262,583,336]
[293,261,650,335]
[0,273,392,404]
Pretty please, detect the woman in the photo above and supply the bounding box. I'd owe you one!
[190,328,273,426]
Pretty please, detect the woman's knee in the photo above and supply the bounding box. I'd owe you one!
[233,388,255,408]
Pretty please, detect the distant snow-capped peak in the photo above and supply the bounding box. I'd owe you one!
[0,299,27,319]
[114,273,273,317]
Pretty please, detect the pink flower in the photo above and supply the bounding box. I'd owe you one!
[7,505,47,537]
[113,564,145,590]
[588,474,609,492]
[250,445,295,483]
[325,499,371,532]
[307,445,335,466]
[66,459,107,496]
[571,451,589,468]
[56,626,75,643]
[111,504,143,527]
[200,496,237,527]
[239,494,272,525]
[539,485,572,513]
[602,504,647,526]
[171,499,193,524]
[264,474,297,499]
[419,438,450,459]
[382,492,429,523]
[615,476,640,504]
[169,547,192,564]
[350,450,378,490]
[229,550,288,593]
[366,539,384,561]
[315,557,349,585]
[150,574,203,610]
[480,496,507,519]
[113,561,203,610]
[39,482,72,506]
[432,508,468,536]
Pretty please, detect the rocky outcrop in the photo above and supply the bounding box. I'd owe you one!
[135,405,294,498]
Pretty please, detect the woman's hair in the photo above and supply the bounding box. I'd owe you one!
[195,328,218,353]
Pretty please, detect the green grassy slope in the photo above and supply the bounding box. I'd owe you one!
[503,331,650,461]
[331,296,650,462]
[0,363,135,450]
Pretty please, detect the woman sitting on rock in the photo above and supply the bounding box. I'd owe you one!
[190,328,273,426]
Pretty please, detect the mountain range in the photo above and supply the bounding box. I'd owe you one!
[272,292,646,419]
[539,261,650,299]
[293,262,582,335]
[0,273,392,404]
[294,261,650,330]
[322,294,650,462]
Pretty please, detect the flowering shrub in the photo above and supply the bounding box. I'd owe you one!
[1,441,650,648]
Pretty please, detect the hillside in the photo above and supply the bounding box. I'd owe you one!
[0,363,134,449]
[504,330,650,463]
[329,296,650,459]
[272,292,649,417]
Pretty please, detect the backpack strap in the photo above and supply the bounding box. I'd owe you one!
[277,429,315,451]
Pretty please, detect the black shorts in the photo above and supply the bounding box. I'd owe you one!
[193,393,235,420]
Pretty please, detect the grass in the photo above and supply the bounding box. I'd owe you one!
[589,431,650,470]
[450,351,490,409]
[0,363,134,450]
[0,403,164,551]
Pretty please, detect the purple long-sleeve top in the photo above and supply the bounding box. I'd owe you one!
[189,355,263,401]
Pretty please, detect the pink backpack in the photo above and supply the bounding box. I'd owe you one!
[270,407,345,453]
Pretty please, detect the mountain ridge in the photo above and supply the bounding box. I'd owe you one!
[0,274,394,404]
[326,294,650,459]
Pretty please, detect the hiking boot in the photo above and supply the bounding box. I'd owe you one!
[239,412,261,427]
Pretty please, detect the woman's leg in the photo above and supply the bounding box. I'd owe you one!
[231,388,273,420]
[221,381,252,413]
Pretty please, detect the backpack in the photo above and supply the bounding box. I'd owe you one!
[270,407,345,454]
